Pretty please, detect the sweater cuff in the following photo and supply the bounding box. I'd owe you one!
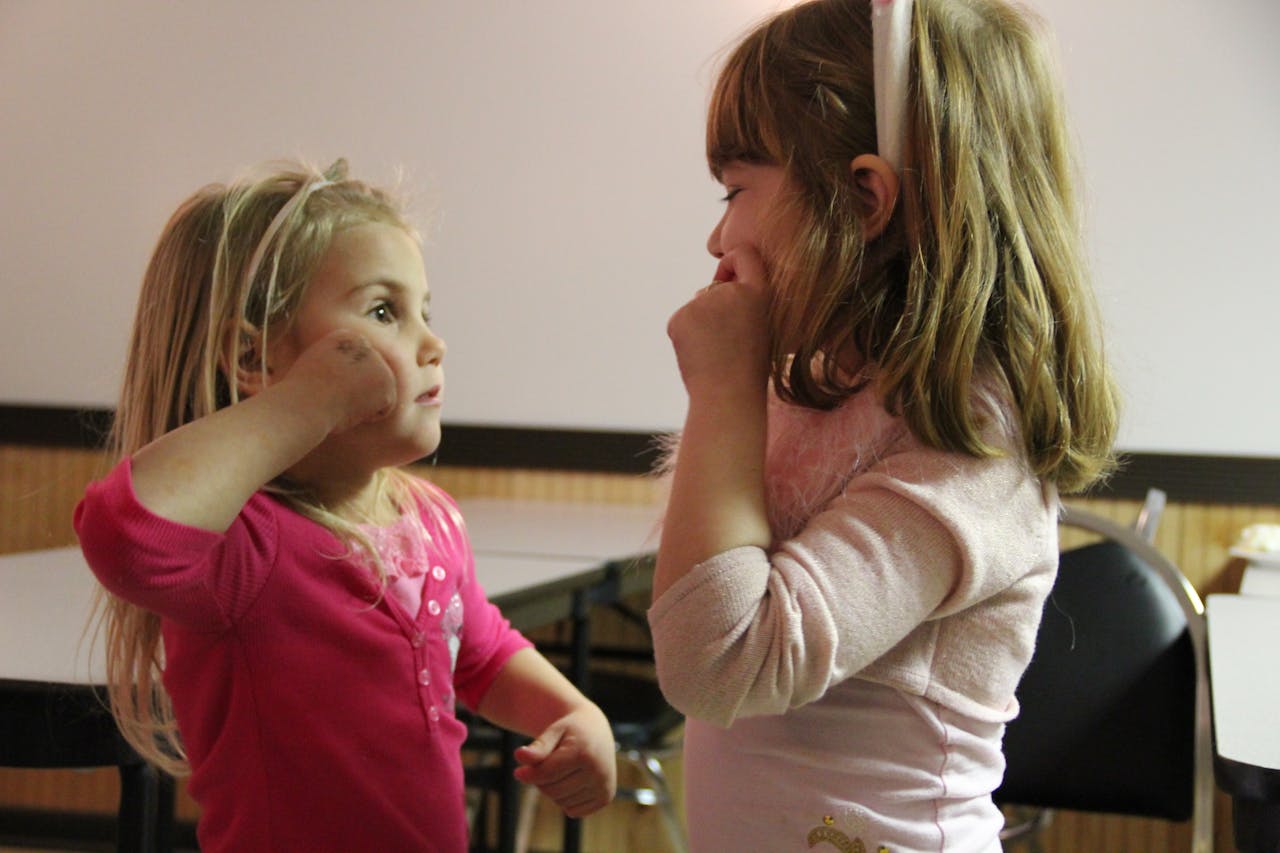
[648,544,768,632]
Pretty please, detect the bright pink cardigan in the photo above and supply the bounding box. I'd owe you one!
[75,459,530,853]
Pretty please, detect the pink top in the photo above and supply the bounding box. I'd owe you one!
[75,460,531,853]
[649,381,1057,850]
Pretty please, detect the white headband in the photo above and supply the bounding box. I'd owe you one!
[242,175,335,296]
[871,0,914,172]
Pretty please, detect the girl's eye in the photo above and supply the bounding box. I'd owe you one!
[720,187,742,203]
[368,300,396,324]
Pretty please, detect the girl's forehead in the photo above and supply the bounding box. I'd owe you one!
[312,223,427,290]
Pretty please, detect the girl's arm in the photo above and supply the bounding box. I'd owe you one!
[475,648,617,818]
[653,248,773,601]
[130,329,395,532]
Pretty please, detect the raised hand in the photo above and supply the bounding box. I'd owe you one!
[666,246,772,397]
[285,328,398,435]
[130,328,397,532]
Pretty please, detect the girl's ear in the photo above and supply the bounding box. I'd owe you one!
[849,153,901,240]
[219,320,271,398]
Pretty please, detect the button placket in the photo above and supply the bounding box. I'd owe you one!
[416,552,452,731]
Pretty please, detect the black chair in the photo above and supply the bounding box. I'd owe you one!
[995,495,1213,853]
[0,681,174,853]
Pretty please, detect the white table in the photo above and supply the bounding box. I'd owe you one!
[1207,594,1280,772]
[0,547,105,685]
[1239,565,1280,597]
[0,498,663,853]
[0,546,623,678]
[1206,593,1280,852]
[460,498,660,561]
[0,500,661,686]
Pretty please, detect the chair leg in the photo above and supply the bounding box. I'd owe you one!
[155,772,175,853]
[514,783,540,853]
[622,748,687,853]
[999,806,1051,853]
[117,762,169,853]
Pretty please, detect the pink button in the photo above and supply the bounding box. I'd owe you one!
[411,631,425,648]
[427,599,441,616]
[418,668,430,686]
[431,565,446,581]
[428,706,440,722]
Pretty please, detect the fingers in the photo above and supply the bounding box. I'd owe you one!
[513,762,612,817]
[512,717,616,818]
[668,245,772,390]
[513,733,555,766]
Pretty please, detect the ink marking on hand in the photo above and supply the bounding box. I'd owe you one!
[336,338,369,363]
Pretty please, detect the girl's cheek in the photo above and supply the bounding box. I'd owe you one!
[379,346,416,395]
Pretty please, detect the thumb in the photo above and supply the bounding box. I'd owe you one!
[514,721,566,767]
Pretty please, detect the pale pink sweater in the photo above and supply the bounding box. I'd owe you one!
[649,383,1057,725]
[648,382,1058,850]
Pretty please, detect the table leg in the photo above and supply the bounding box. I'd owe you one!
[559,589,593,853]
[117,761,170,853]
[498,729,519,853]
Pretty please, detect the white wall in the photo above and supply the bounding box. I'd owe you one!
[2,0,1277,455]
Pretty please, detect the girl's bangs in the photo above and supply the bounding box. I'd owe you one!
[706,35,782,176]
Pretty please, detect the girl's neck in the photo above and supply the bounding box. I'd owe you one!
[331,481,401,527]
[287,465,401,527]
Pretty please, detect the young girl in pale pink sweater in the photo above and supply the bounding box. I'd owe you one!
[76,159,615,852]
[649,1,1119,850]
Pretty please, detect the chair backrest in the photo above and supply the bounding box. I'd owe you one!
[994,504,1213,847]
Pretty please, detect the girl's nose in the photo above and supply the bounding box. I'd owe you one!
[706,217,725,259]
[419,326,445,366]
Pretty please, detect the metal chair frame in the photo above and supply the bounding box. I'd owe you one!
[1000,491,1213,853]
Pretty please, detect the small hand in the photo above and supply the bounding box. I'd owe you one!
[512,705,617,818]
[287,329,397,433]
[667,247,771,395]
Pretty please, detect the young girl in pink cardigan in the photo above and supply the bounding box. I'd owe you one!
[76,159,615,852]
[650,1,1119,850]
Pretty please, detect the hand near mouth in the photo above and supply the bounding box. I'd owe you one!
[667,247,771,395]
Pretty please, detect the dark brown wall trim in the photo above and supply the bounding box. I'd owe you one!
[3,405,1277,505]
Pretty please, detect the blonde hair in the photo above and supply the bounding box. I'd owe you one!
[97,159,437,774]
[707,0,1118,493]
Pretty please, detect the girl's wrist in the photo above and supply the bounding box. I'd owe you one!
[686,373,768,413]
[261,373,347,442]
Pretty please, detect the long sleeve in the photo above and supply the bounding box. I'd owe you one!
[648,393,1057,726]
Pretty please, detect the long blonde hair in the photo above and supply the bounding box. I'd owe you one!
[707,0,1118,493]
[97,159,433,774]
